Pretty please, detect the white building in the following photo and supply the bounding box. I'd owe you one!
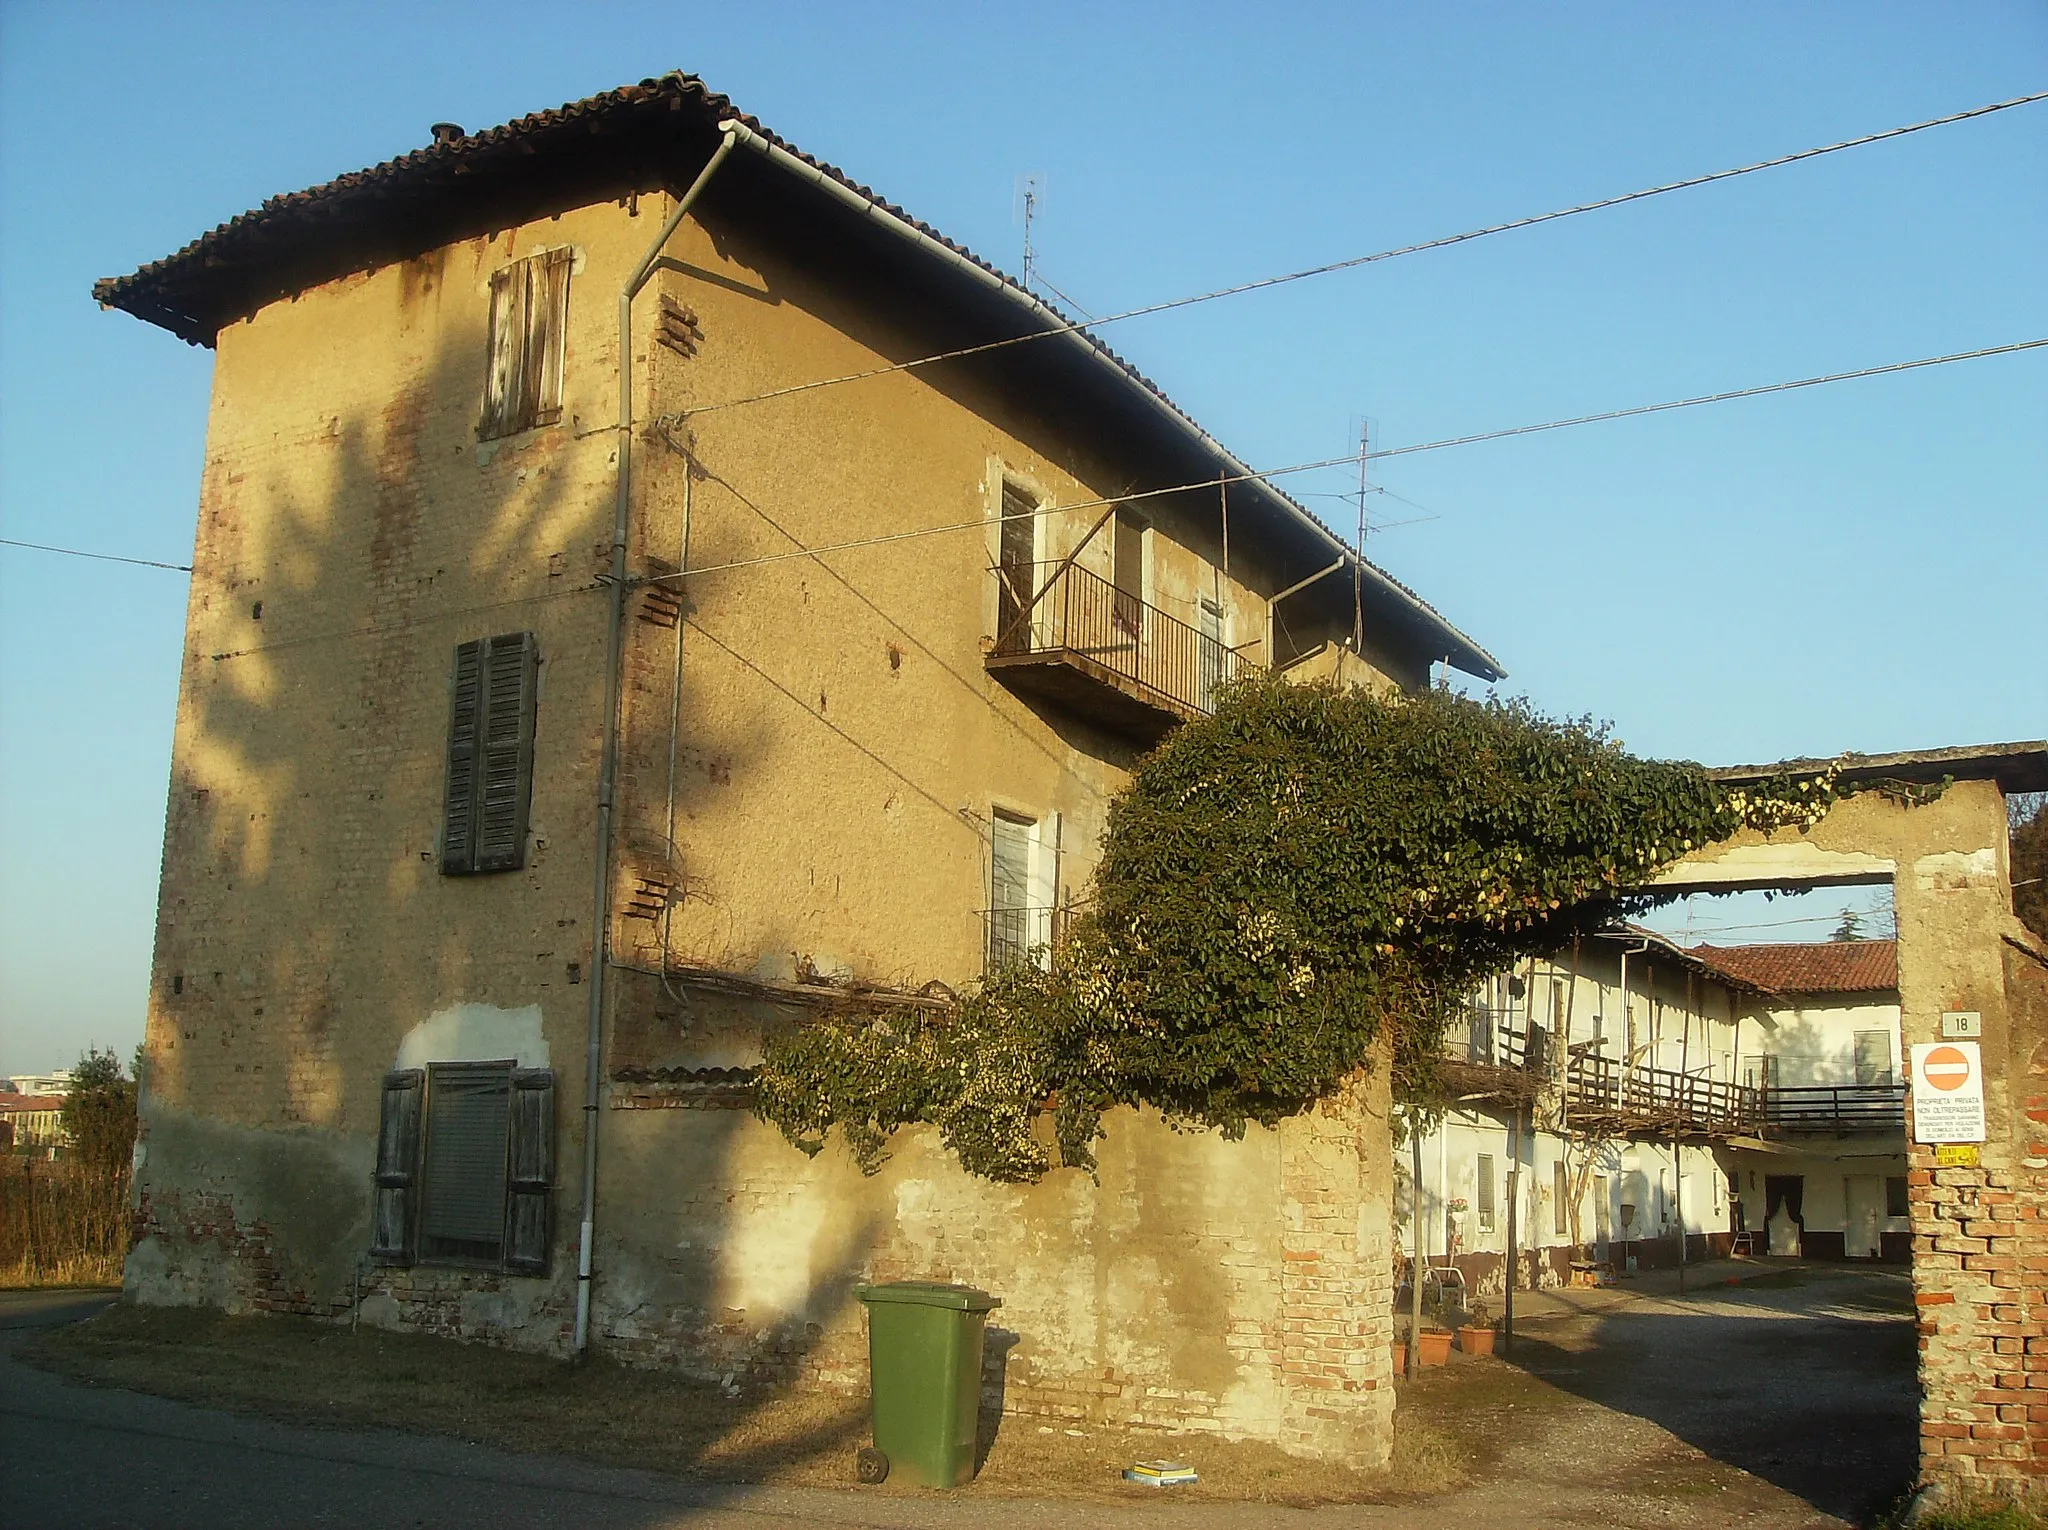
[1403,926,1766,1297]
[1398,928,1910,1303]
[1692,940,1909,1262]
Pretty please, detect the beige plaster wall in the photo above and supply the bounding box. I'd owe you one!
[129,186,1408,1462]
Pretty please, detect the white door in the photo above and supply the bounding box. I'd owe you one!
[1844,1175,1884,1259]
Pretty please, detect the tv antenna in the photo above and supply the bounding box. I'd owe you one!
[1016,172,1046,292]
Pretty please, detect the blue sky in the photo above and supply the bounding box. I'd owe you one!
[2,2,2042,1072]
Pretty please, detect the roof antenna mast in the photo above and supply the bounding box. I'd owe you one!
[1352,417,1370,651]
[1017,172,1045,292]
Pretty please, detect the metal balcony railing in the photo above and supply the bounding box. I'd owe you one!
[988,561,1262,731]
[1761,1083,1907,1133]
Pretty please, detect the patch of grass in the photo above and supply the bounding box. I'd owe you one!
[24,1303,1467,1505]
[1909,1496,2048,1530]
[0,1253,124,1289]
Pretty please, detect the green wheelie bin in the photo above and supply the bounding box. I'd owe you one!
[855,1281,1002,1488]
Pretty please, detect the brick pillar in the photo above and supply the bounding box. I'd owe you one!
[1911,930,2048,1490]
[1275,1058,1396,1467]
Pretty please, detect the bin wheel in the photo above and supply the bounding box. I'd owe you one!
[856,1446,890,1484]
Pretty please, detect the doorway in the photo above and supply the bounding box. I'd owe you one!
[1844,1175,1884,1259]
[1765,1174,1805,1256]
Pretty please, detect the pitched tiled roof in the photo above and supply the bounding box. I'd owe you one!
[92,73,1502,682]
[1687,940,1898,995]
[0,1093,65,1113]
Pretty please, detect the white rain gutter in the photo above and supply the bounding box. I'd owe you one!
[715,118,1503,682]
[576,120,743,1356]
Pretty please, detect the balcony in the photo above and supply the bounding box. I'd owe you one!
[986,562,1261,740]
[1436,1013,1909,1141]
[1760,1083,1906,1135]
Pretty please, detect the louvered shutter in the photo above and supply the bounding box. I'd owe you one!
[441,640,484,873]
[504,1069,556,1275]
[475,632,539,872]
[371,1070,424,1265]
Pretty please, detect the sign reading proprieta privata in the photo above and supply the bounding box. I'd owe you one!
[1909,1040,1987,1145]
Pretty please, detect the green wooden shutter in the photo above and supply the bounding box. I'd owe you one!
[371,1070,424,1265]
[441,640,485,873]
[443,634,538,876]
[475,632,539,872]
[505,1069,556,1275]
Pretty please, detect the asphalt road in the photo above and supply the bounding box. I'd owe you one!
[1,1271,1914,1529]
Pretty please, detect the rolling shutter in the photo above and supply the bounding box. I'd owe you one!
[371,1070,424,1265]
[420,1063,511,1264]
[505,1070,556,1275]
[441,633,539,875]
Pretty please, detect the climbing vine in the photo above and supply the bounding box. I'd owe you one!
[755,679,1847,1182]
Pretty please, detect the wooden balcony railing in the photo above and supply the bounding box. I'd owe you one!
[1438,1012,1906,1139]
[986,561,1261,737]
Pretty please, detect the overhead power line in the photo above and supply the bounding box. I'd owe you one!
[28,336,2045,613]
[0,537,191,573]
[680,89,2048,420]
[651,337,2047,585]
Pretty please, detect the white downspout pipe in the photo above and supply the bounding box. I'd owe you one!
[575,121,742,1356]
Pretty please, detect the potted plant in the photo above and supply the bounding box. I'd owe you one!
[1415,1327,1454,1367]
[1458,1298,1497,1356]
[1391,1340,1408,1375]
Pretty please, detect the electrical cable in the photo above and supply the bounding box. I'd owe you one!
[645,337,2047,587]
[676,90,2048,421]
[0,537,191,573]
[44,334,2048,644]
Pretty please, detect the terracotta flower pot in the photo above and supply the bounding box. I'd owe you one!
[1458,1325,1496,1357]
[1391,1342,1407,1375]
[1416,1330,1453,1367]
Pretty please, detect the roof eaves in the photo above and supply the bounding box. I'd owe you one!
[95,72,1504,678]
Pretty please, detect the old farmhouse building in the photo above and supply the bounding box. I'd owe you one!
[98,74,1504,1464]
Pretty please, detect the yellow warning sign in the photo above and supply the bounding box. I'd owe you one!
[1933,1144,1979,1168]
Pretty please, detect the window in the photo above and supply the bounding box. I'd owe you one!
[480,248,573,440]
[442,633,540,874]
[994,480,1038,649]
[1197,598,1224,710]
[1885,1175,1910,1219]
[1476,1153,1496,1232]
[1853,1030,1894,1088]
[1553,1160,1569,1236]
[1111,508,1147,640]
[987,809,1058,972]
[371,1064,554,1272]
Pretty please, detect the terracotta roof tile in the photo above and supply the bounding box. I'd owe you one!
[1686,940,1898,995]
[0,1093,66,1112]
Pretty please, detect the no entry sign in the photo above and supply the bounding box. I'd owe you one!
[1909,1040,1986,1144]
